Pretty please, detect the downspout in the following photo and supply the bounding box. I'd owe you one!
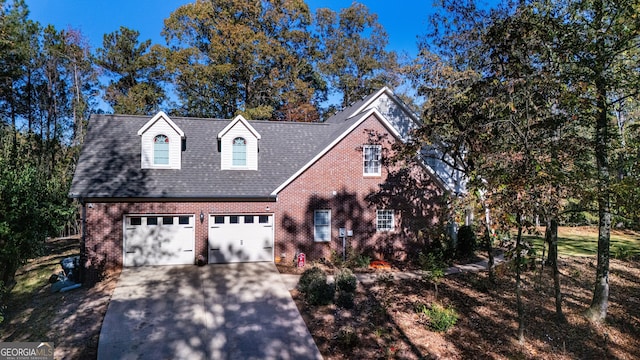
[79,198,87,284]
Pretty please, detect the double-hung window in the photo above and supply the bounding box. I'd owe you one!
[314,210,331,242]
[363,144,381,176]
[153,135,169,165]
[232,137,247,166]
[376,209,394,231]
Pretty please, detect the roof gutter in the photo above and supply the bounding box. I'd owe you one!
[70,194,278,203]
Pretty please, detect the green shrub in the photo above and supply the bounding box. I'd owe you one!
[297,267,327,294]
[335,268,357,293]
[330,250,344,267]
[418,251,446,273]
[456,225,477,259]
[336,325,359,348]
[0,280,5,325]
[298,267,335,305]
[336,291,355,309]
[351,254,371,268]
[335,268,357,308]
[305,278,335,305]
[421,303,458,332]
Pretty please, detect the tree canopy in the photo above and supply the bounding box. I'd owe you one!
[162,0,324,120]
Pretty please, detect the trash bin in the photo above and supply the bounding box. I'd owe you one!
[60,256,80,283]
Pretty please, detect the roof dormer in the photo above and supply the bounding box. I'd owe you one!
[218,115,260,170]
[137,111,185,169]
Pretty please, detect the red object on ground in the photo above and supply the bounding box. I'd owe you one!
[369,260,391,269]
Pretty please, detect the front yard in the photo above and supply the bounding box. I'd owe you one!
[0,229,638,359]
[290,256,640,359]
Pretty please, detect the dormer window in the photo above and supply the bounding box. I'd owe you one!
[137,111,184,170]
[232,137,247,166]
[154,135,170,165]
[218,115,261,170]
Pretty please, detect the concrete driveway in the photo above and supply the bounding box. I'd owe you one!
[97,263,322,360]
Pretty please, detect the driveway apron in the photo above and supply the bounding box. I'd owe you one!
[98,263,322,360]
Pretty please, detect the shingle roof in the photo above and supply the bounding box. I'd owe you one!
[69,87,447,200]
[69,114,342,199]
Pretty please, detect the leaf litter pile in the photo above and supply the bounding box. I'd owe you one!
[289,256,640,359]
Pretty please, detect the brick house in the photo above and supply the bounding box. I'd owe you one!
[69,87,456,281]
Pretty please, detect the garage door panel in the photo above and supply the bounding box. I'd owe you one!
[124,215,195,266]
[208,215,273,264]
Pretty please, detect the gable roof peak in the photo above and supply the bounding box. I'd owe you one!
[217,114,262,140]
[137,111,185,138]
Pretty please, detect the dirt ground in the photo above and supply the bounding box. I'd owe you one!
[287,256,640,359]
[1,234,638,359]
[0,237,119,359]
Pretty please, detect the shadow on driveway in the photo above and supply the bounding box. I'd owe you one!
[98,263,321,360]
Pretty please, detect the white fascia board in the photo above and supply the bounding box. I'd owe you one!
[137,111,185,138]
[350,86,422,125]
[271,108,400,196]
[416,158,455,194]
[217,115,262,140]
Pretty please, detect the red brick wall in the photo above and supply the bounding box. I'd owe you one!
[275,114,444,263]
[83,201,274,282]
[82,114,444,279]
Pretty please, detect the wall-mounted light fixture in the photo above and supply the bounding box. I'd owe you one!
[200,210,205,223]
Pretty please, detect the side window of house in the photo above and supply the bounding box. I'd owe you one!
[314,210,331,242]
[376,209,394,231]
[154,134,169,165]
[363,144,381,176]
[232,137,247,166]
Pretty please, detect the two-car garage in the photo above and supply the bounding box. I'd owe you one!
[123,214,274,266]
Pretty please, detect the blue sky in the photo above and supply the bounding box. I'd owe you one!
[26,0,437,57]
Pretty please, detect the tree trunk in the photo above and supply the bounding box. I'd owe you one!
[484,225,495,283]
[587,0,611,323]
[545,221,557,267]
[516,213,525,344]
[549,218,566,323]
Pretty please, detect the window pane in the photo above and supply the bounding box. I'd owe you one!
[314,210,331,242]
[130,217,142,226]
[154,135,169,165]
[147,217,158,226]
[315,225,330,242]
[232,137,246,166]
[214,216,225,224]
[178,216,190,225]
[244,216,254,224]
[376,210,394,231]
[363,145,381,174]
[230,215,239,224]
[259,215,269,224]
[314,210,330,225]
[163,217,174,225]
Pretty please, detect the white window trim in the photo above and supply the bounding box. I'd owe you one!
[376,209,394,232]
[232,137,247,167]
[314,209,331,242]
[153,134,170,166]
[363,144,382,176]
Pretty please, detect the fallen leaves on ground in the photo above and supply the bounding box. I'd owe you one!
[290,257,640,359]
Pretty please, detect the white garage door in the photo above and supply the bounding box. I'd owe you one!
[124,215,195,266]
[208,214,273,264]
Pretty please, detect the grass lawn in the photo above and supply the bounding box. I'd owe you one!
[524,226,640,257]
